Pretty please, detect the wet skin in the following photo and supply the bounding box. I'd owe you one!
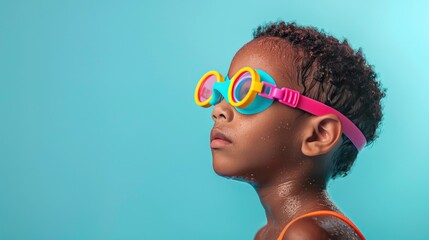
[210,37,360,240]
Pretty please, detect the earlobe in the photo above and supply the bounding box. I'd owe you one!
[301,114,343,157]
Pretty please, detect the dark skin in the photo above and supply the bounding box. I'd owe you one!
[210,37,361,240]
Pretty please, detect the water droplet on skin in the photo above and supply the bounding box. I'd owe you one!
[275,121,291,131]
[307,178,316,185]
[260,135,271,141]
[281,195,300,214]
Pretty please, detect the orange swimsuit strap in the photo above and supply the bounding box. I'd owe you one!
[277,210,366,240]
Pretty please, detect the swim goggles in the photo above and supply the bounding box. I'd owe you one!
[194,67,366,151]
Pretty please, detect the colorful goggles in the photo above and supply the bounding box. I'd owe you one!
[194,67,366,151]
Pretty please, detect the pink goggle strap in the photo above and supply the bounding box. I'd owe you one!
[260,83,366,151]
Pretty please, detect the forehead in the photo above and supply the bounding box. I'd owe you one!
[227,37,300,90]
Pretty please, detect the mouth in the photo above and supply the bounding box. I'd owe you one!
[210,128,232,148]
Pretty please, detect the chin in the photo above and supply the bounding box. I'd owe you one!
[212,156,233,176]
[212,156,259,187]
[212,154,240,177]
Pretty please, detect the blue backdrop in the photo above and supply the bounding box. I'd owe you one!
[1,0,428,239]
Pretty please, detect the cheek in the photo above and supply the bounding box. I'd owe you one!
[242,122,294,166]
[225,120,295,173]
[210,106,301,178]
[211,126,274,177]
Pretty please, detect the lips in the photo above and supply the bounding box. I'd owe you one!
[210,128,232,143]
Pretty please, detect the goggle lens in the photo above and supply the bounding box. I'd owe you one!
[232,71,253,103]
[198,74,217,102]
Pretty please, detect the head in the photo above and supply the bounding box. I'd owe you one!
[210,21,385,187]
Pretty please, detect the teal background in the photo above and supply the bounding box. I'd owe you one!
[0,0,428,239]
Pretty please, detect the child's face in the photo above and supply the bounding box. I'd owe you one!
[210,38,310,185]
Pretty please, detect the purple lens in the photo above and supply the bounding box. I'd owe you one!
[232,72,252,102]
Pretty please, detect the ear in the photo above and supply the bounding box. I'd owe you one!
[301,114,343,157]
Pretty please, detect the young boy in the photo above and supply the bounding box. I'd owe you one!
[194,21,385,240]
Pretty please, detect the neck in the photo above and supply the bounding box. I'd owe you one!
[254,175,335,226]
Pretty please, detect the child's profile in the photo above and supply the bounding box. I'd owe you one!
[195,21,385,240]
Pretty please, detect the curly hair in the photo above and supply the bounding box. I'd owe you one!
[253,21,386,179]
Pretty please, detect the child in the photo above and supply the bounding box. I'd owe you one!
[194,21,385,240]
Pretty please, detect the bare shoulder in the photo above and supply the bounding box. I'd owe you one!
[282,215,362,240]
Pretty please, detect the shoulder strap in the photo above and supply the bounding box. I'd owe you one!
[277,210,365,240]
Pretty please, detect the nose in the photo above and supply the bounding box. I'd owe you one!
[211,99,234,122]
